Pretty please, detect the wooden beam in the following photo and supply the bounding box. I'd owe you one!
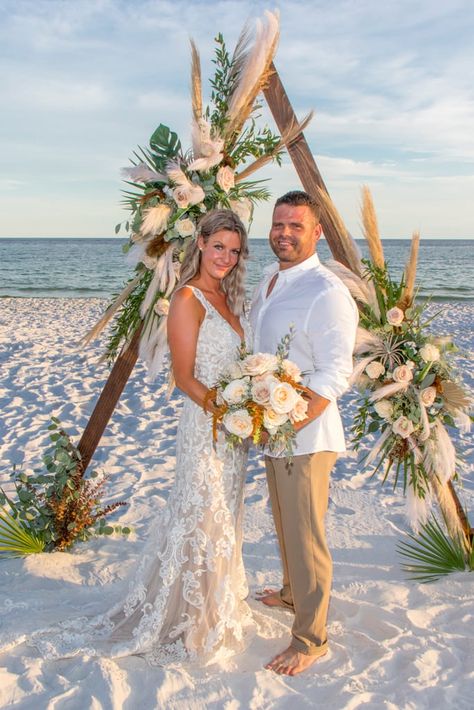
[263,62,359,271]
[77,324,142,471]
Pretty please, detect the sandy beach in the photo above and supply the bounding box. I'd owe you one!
[0,297,472,709]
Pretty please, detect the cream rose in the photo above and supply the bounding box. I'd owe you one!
[419,344,440,363]
[366,361,385,379]
[263,407,288,431]
[386,307,405,326]
[153,298,170,316]
[223,409,253,439]
[242,353,279,376]
[172,183,205,209]
[221,377,250,405]
[216,166,235,194]
[229,198,253,225]
[374,399,393,420]
[175,218,196,237]
[289,395,308,423]
[392,365,414,383]
[173,185,191,209]
[420,386,437,407]
[392,415,415,439]
[251,379,273,406]
[281,359,302,382]
[269,382,299,415]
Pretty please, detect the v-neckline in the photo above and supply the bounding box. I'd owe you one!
[189,286,244,341]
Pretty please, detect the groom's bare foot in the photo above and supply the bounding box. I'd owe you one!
[255,588,290,609]
[265,646,326,675]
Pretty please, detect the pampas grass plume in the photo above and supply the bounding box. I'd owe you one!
[361,186,385,270]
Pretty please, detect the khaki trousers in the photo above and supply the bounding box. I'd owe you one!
[265,451,337,656]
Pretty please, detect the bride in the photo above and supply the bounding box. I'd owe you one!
[28,209,254,666]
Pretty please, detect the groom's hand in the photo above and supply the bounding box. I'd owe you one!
[295,388,331,431]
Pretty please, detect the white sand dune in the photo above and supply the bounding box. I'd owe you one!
[0,298,472,709]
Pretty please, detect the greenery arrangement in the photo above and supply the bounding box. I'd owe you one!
[0,418,129,556]
[319,186,472,581]
[83,11,311,378]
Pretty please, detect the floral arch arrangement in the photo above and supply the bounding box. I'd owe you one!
[83,10,310,379]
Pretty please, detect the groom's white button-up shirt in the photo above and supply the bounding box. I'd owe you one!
[250,252,358,457]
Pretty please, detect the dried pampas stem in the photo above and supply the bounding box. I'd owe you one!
[190,39,202,121]
[315,187,362,277]
[235,112,313,182]
[361,185,385,270]
[430,477,471,552]
[325,259,380,316]
[399,231,420,309]
[80,272,143,347]
[225,10,280,139]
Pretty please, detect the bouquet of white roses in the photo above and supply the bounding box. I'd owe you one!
[206,333,309,456]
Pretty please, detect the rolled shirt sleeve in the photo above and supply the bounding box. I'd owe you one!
[304,287,358,402]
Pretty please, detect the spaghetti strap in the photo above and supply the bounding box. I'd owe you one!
[182,284,210,311]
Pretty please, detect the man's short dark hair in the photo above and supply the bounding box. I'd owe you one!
[274,190,321,222]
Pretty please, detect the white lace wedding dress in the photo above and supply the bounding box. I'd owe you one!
[28,286,254,666]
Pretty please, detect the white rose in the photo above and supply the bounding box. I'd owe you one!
[269,382,299,415]
[392,365,414,383]
[216,166,235,194]
[242,353,279,377]
[223,409,253,439]
[392,415,415,439]
[289,395,308,423]
[153,298,170,316]
[366,361,385,379]
[374,399,393,420]
[251,379,273,406]
[263,407,288,431]
[229,198,253,225]
[281,359,302,382]
[224,361,243,380]
[222,377,250,405]
[419,344,440,363]
[420,386,437,407]
[386,307,405,326]
[175,218,196,237]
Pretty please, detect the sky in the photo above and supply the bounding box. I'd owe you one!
[1,0,473,239]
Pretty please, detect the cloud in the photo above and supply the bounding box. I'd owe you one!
[0,0,473,237]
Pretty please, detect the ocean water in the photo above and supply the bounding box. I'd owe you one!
[0,237,472,301]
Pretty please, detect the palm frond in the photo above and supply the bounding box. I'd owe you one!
[397,515,470,583]
[0,508,45,556]
[80,272,144,347]
[235,111,313,182]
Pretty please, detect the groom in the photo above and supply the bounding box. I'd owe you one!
[250,190,358,675]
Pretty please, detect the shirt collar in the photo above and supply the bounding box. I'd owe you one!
[263,252,321,282]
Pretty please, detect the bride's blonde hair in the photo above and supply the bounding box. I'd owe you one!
[177,209,249,315]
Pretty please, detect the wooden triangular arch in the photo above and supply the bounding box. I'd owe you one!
[76,63,471,542]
